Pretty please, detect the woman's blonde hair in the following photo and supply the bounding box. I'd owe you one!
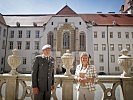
[80,52,91,65]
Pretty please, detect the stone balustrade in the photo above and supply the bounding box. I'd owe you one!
[0,74,133,100]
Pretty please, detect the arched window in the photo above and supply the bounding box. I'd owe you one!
[80,32,86,51]
[63,31,70,49]
[47,32,54,50]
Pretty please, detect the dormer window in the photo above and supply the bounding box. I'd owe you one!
[16,22,20,27]
[33,22,37,27]
[65,18,68,22]
[112,20,116,25]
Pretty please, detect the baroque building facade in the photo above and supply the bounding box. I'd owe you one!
[0,3,133,74]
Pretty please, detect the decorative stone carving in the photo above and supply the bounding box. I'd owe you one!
[61,50,74,76]
[7,49,21,75]
[118,49,133,77]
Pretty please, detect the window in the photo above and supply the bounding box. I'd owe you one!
[18,30,22,38]
[118,32,121,38]
[79,22,81,25]
[47,32,54,49]
[125,32,129,38]
[3,29,6,37]
[94,44,98,51]
[26,30,31,38]
[51,22,53,25]
[80,32,86,51]
[25,41,30,50]
[118,44,122,51]
[34,41,39,50]
[110,32,113,38]
[22,57,26,64]
[63,31,70,49]
[99,66,104,71]
[99,54,104,62]
[110,44,114,51]
[94,31,97,38]
[35,30,40,38]
[102,44,106,51]
[126,44,130,51]
[17,41,22,50]
[9,30,14,38]
[111,55,115,63]
[65,19,68,22]
[102,31,105,38]
[2,40,5,49]
[8,41,13,50]
[1,57,4,65]
[115,66,120,71]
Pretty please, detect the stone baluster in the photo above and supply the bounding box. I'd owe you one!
[117,49,133,100]
[4,49,21,99]
[61,50,74,100]
[5,75,18,100]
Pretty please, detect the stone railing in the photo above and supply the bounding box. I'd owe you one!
[1,48,132,100]
[0,74,133,100]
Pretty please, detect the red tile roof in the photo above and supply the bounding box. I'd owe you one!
[56,5,78,16]
[80,14,133,26]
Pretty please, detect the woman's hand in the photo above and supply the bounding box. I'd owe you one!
[79,77,88,83]
[87,77,94,83]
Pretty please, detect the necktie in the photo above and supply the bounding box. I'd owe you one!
[46,57,49,61]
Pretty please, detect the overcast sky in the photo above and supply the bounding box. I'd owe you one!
[0,0,125,14]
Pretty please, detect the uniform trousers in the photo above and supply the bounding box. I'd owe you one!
[78,88,94,100]
[34,90,51,100]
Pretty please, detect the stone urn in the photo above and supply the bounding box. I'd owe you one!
[61,50,74,76]
[7,49,21,75]
[118,49,133,77]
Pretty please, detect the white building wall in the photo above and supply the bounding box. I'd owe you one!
[93,26,133,74]
[93,26,109,74]
[108,26,133,74]
[5,27,44,72]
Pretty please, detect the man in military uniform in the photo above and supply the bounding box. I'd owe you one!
[32,44,55,100]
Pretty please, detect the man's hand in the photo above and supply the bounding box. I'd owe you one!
[51,85,55,91]
[32,87,39,94]
[51,85,55,94]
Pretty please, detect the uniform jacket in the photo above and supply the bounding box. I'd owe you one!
[32,55,55,92]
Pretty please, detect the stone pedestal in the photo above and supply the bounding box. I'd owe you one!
[5,75,18,100]
[61,75,74,100]
[121,77,133,100]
